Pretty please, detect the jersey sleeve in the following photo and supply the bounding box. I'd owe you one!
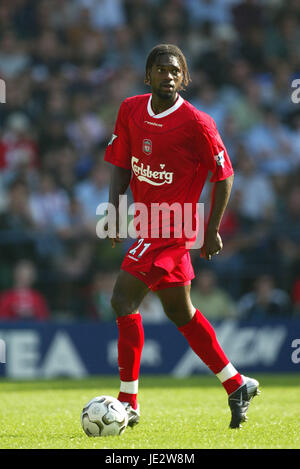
[195,116,234,182]
[104,100,131,170]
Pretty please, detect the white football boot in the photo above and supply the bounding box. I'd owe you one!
[121,402,140,427]
[228,375,260,428]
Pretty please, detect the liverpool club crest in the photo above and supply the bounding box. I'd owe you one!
[143,138,152,155]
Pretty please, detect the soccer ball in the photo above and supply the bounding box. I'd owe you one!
[81,395,128,437]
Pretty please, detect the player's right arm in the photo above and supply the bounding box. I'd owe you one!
[108,166,131,248]
[104,100,132,248]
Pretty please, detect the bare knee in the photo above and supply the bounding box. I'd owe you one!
[110,270,149,317]
[110,293,139,317]
[156,285,195,327]
[163,306,195,327]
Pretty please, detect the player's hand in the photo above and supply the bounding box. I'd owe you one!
[103,219,123,248]
[109,234,123,248]
[201,230,223,261]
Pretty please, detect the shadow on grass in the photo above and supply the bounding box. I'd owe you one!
[0,374,299,392]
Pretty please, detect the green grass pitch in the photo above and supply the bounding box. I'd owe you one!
[0,374,299,449]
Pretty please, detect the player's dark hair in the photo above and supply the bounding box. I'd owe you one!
[145,44,191,90]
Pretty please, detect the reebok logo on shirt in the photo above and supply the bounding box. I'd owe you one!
[144,120,163,128]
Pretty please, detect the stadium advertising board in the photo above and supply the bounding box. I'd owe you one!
[0,320,299,378]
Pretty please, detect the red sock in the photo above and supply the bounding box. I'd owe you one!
[116,313,144,409]
[178,309,243,395]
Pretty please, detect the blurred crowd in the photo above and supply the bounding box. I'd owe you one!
[0,0,299,322]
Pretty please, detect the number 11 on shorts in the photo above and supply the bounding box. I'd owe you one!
[128,238,151,259]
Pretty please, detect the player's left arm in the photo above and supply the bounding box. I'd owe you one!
[201,175,234,260]
[196,116,234,260]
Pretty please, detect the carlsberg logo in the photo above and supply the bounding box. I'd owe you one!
[131,157,173,186]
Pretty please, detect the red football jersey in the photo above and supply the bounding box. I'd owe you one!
[104,93,233,242]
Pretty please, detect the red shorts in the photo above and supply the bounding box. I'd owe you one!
[121,237,195,291]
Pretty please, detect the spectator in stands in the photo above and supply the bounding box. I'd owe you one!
[228,78,263,131]
[238,25,266,72]
[28,172,72,258]
[139,293,167,324]
[218,113,240,165]
[273,184,300,289]
[0,112,39,183]
[75,161,109,231]
[191,268,237,320]
[0,260,50,320]
[231,0,264,37]
[233,149,275,222]
[195,22,238,88]
[77,0,126,32]
[0,171,7,214]
[0,29,30,79]
[66,93,107,157]
[270,168,290,215]
[263,62,297,118]
[0,179,37,264]
[0,180,34,231]
[292,279,300,316]
[244,105,294,175]
[264,12,300,68]
[31,29,66,74]
[56,239,95,281]
[51,144,78,193]
[290,113,300,168]
[185,0,233,26]
[86,271,117,321]
[191,82,227,131]
[29,172,70,232]
[237,274,291,320]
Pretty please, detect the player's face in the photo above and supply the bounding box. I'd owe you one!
[148,54,183,100]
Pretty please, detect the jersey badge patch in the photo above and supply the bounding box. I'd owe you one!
[214,150,225,168]
[108,134,117,145]
[143,138,152,155]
